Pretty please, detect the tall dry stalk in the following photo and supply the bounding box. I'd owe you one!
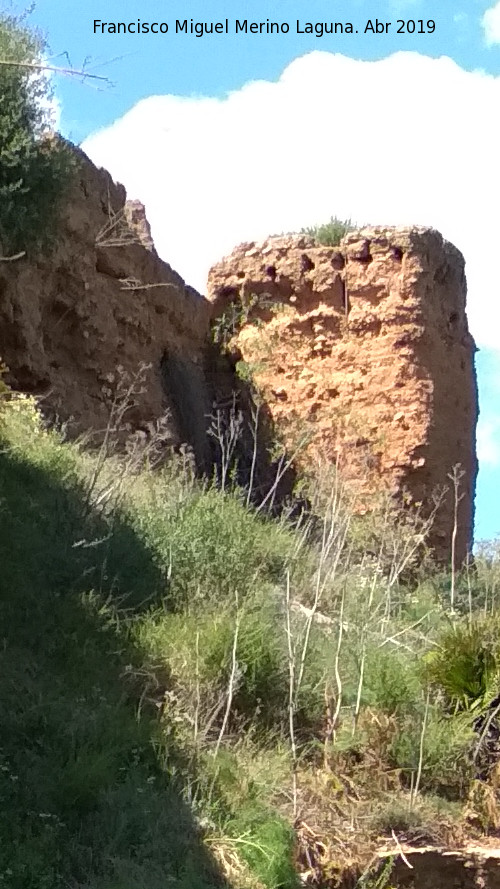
[448,463,465,611]
[245,402,260,507]
[207,398,243,492]
[284,466,352,808]
[284,571,299,819]
[214,593,241,758]
[410,690,430,811]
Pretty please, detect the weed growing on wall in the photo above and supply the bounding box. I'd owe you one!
[301,215,356,246]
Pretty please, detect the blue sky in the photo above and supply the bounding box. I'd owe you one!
[24,0,500,144]
[8,0,500,541]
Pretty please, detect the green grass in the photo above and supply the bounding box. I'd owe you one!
[0,416,227,887]
[2,393,500,887]
[0,397,303,888]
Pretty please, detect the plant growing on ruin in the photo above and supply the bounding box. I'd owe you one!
[0,13,74,255]
[301,216,356,246]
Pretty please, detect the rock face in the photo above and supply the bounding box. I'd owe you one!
[0,146,478,563]
[207,230,478,563]
[378,845,500,889]
[0,148,213,468]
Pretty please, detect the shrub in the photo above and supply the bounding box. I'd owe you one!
[423,616,500,712]
[300,216,356,247]
[135,590,328,738]
[390,708,475,798]
[0,13,74,254]
[356,646,422,716]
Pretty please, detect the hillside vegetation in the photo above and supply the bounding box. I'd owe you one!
[1,14,499,888]
[1,374,500,889]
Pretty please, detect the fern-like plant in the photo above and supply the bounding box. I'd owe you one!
[424,617,500,712]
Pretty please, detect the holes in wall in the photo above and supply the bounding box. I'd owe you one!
[301,254,315,273]
[351,241,372,264]
[218,285,240,301]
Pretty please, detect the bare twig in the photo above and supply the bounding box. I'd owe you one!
[331,584,345,745]
[194,630,200,745]
[119,279,178,291]
[96,207,142,248]
[473,700,500,764]
[245,402,260,508]
[255,431,310,514]
[0,251,25,262]
[390,831,414,869]
[207,398,243,492]
[0,58,111,82]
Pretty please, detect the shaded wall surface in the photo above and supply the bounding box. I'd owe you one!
[0,149,212,466]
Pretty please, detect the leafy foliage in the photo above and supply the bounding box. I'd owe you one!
[424,617,500,711]
[301,216,356,246]
[0,14,74,254]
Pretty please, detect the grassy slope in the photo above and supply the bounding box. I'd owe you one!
[0,400,299,888]
[0,414,228,888]
[1,396,500,889]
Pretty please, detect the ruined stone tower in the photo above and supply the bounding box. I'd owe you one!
[207,228,478,563]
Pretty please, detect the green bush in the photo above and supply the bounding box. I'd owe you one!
[390,708,475,798]
[300,216,356,246]
[135,591,328,736]
[5,355,500,884]
[424,617,500,712]
[356,646,422,716]
[0,14,74,254]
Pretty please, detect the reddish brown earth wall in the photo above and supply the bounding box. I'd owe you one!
[207,229,478,563]
[0,149,213,467]
[0,146,478,562]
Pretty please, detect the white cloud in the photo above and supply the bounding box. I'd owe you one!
[482,1,500,44]
[82,50,500,357]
